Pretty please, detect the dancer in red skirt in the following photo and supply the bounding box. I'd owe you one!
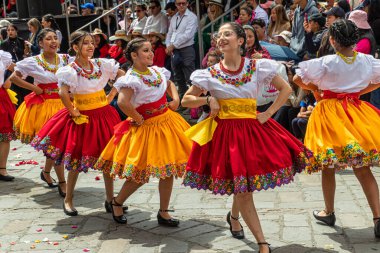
[181,23,312,253]
[0,50,16,181]
[10,29,70,195]
[31,31,125,216]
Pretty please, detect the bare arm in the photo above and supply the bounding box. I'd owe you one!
[360,82,380,95]
[117,87,144,125]
[293,74,319,92]
[58,84,79,117]
[257,74,292,124]
[9,71,43,94]
[181,85,219,117]
[106,69,125,103]
[166,80,180,111]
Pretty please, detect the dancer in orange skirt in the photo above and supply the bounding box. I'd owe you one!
[294,19,380,237]
[181,23,312,253]
[10,29,70,194]
[0,50,16,181]
[94,38,192,224]
[31,31,125,216]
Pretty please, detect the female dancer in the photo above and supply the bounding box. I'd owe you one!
[94,38,192,224]
[181,22,312,253]
[31,31,124,216]
[294,19,380,237]
[10,29,69,195]
[0,50,15,181]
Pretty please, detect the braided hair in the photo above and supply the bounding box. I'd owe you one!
[125,37,148,62]
[328,19,359,48]
[220,22,247,56]
[68,30,92,56]
[37,28,56,49]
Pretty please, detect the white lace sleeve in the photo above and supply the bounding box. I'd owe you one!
[296,57,325,85]
[190,69,211,91]
[99,58,119,80]
[15,57,36,79]
[0,50,12,69]
[113,71,140,93]
[56,65,78,90]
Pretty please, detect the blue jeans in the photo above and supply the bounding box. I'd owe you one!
[370,88,380,109]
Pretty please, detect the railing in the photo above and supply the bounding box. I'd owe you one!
[197,0,245,65]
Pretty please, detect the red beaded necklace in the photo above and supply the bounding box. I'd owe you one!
[219,57,245,76]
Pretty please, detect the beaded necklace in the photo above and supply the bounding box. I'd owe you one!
[131,67,162,87]
[208,59,256,87]
[35,54,59,73]
[71,59,102,80]
[336,51,358,65]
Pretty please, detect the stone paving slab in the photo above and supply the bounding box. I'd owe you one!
[1,141,380,253]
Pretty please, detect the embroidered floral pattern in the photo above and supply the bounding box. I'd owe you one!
[0,132,16,142]
[94,158,186,183]
[35,55,59,73]
[130,67,163,87]
[307,142,380,173]
[31,135,99,172]
[208,59,256,87]
[183,152,311,195]
[71,59,102,80]
[14,128,34,144]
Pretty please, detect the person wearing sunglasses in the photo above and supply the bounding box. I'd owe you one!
[128,4,147,35]
[143,0,168,36]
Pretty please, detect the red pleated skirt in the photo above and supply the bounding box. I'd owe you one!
[31,105,121,172]
[183,117,313,195]
[0,87,16,142]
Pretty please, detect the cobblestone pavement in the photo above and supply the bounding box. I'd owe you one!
[0,141,379,253]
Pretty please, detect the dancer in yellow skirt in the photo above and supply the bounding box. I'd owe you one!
[10,29,71,196]
[294,19,380,237]
[94,38,192,224]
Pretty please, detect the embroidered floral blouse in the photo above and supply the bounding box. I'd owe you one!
[0,50,12,88]
[296,53,380,93]
[56,58,119,94]
[15,54,72,84]
[114,66,171,108]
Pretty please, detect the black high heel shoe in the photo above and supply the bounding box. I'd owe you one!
[0,168,15,181]
[374,217,380,238]
[258,242,272,253]
[58,181,66,198]
[110,197,127,224]
[226,211,245,239]
[40,170,57,188]
[63,202,78,216]
[313,210,336,226]
[104,200,128,213]
[157,210,179,227]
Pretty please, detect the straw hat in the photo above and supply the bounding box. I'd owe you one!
[145,28,165,41]
[109,30,129,42]
[209,0,223,8]
[92,28,107,40]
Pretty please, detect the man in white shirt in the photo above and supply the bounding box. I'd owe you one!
[128,4,148,35]
[143,0,169,35]
[165,0,198,99]
[247,0,269,25]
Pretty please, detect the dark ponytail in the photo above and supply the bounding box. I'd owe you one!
[329,19,359,48]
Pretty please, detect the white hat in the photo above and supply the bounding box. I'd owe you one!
[274,31,292,44]
[0,20,11,29]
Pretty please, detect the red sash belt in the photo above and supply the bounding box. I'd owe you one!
[113,95,168,144]
[24,83,60,108]
[322,90,380,122]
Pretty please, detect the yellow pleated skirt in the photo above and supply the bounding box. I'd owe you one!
[95,109,192,183]
[305,98,380,172]
[14,99,64,144]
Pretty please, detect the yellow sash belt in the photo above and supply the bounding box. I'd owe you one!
[72,90,108,125]
[185,98,257,146]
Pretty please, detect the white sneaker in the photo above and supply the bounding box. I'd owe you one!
[197,111,209,123]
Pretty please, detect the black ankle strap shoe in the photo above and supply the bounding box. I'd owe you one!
[313,210,336,226]
[226,211,245,239]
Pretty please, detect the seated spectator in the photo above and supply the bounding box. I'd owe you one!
[238,7,253,26]
[244,25,271,59]
[251,19,268,41]
[67,4,78,15]
[260,0,275,17]
[1,24,24,62]
[92,28,110,58]
[273,30,292,46]
[41,14,63,43]
[201,33,218,68]
[303,13,326,59]
[128,4,147,34]
[268,4,291,38]
[334,0,351,15]
[25,18,42,56]
[291,93,315,141]
[146,29,166,67]
[81,3,95,16]
[108,30,128,65]
[119,8,133,30]
[143,0,169,35]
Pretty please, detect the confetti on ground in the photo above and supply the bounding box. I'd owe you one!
[34,240,41,243]
[11,148,17,151]
[10,242,16,245]
[23,241,30,244]
[71,225,78,229]
[42,238,49,242]
[30,244,36,249]
[83,248,90,252]
[36,228,42,232]
[15,160,39,166]
[324,244,334,250]
[63,235,69,239]
[53,242,59,246]
[95,175,101,181]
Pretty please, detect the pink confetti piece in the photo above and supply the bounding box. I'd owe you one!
[83,248,90,252]
[53,242,59,246]
[36,228,42,232]
[71,225,78,229]
[11,148,17,151]
[95,176,101,181]
[10,242,16,245]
